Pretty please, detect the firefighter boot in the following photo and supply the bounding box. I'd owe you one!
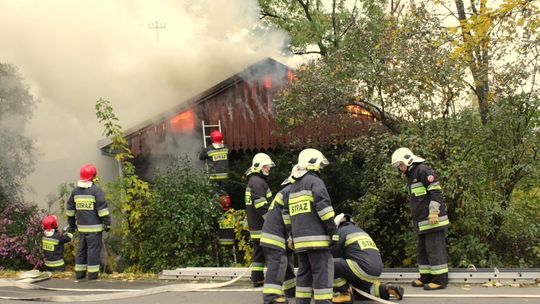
[411,279,425,287]
[332,288,353,304]
[253,280,264,288]
[386,284,404,300]
[423,282,446,290]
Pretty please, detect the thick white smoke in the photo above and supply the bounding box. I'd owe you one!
[0,0,289,208]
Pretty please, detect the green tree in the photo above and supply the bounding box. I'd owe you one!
[0,63,35,205]
[95,98,153,270]
[264,0,540,267]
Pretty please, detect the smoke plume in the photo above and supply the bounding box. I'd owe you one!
[0,0,289,207]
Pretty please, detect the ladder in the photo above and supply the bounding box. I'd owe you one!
[201,120,222,148]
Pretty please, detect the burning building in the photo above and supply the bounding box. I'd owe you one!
[98,58,377,179]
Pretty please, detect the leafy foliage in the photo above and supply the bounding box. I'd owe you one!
[0,63,35,204]
[267,0,540,268]
[95,98,153,270]
[0,202,43,270]
[138,157,221,272]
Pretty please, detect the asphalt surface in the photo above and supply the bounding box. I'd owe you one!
[1,278,539,304]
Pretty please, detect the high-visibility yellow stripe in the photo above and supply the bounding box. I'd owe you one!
[294,241,330,249]
[418,219,450,231]
[263,288,283,295]
[314,293,333,300]
[431,267,449,275]
[45,259,65,267]
[320,210,335,221]
[289,195,313,205]
[296,292,312,298]
[260,237,286,250]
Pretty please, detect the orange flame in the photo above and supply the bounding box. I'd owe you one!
[346,105,373,117]
[170,109,196,132]
[264,77,272,89]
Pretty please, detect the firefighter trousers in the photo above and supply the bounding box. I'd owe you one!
[75,232,102,280]
[262,247,296,303]
[417,229,448,285]
[333,258,391,299]
[296,249,334,304]
[251,240,265,284]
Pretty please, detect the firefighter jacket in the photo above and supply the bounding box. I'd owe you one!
[66,183,111,233]
[331,222,383,273]
[260,184,292,251]
[218,210,235,246]
[199,143,229,180]
[406,163,450,234]
[283,171,336,252]
[245,172,272,240]
[42,230,73,268]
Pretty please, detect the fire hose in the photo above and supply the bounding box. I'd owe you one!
[0,268,250,302]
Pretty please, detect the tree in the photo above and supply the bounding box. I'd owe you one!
[448,0,539,125]
[263,0,540,267]
[95,98,153,269]
[0,63,35,205]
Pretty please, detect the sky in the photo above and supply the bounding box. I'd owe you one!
[0,0,290,208]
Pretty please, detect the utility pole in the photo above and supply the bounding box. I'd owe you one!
[148,21,166,42]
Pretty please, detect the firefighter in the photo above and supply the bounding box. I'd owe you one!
[245,152,275,287]
[217,194,235,246]
[199,130,229,182]
[331,213,404,303]
[41,215,73,272]
[66,164,111,281]
[283,148,336,304]
[260,166,299,304]
[391,147,449,290]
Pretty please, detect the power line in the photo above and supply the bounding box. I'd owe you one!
[148,21,167,42]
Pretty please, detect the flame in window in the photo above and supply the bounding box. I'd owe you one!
[170,109,196,133]
[346,105,373,117]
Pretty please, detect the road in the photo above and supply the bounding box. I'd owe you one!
[1,278,539,304]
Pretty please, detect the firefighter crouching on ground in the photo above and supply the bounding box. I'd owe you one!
[66,164,111,281]
[199,130,229,183]
[41,215,73,272]
[284,148,336,304]
[331,213,404,303]
[260,165,300,304]
[245,153,275,287]
[391,147,450,290]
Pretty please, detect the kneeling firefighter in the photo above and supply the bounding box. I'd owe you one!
[331,214,404,303]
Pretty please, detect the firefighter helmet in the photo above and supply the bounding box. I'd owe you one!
[42,215,58,231]
[80,164,97,181]
[210,130,223,143]
[252,153,275,170]
[391,147,425,168]
[297,148,329,172]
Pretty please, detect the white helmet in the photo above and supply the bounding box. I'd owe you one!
[245,153,275,176]
[297,148,329,172]
[391,147,425,167]
[282,164,300,185]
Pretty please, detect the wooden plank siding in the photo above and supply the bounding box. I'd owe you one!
[106,58,377,163]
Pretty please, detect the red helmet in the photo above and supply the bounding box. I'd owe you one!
[80,164,97,181]
[217,194,231,211]
[210,130,223,143]
[42,215,58,231]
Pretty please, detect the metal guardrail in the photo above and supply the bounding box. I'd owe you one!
[159,267,540,284]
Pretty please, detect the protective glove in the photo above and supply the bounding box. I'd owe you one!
[428,212,439,225]
[287,239,294,250]
[330,234,339,247]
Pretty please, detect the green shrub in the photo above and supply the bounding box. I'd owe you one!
[138,156,221,272]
